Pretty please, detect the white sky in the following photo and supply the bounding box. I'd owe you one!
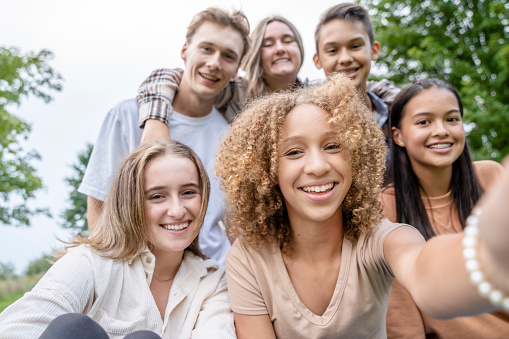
[1,0,343,273]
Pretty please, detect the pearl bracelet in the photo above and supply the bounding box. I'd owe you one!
[463,207,509,312]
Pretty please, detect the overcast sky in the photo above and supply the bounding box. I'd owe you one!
[1,0,345,273]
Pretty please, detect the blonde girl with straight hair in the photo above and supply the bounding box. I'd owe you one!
[0,140,236,339]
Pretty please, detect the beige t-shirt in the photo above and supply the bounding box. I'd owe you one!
[226,219,407,338]
[381,160,509,338]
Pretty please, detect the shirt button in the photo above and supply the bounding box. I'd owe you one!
[146,256,152,264]
[145,272,149,278]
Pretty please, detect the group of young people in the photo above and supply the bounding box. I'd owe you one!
[0,3,508,339]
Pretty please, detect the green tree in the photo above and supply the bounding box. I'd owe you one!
[364,0,509,160]
[60,143,93,233]
[0,47,63,226]
[0,262,17,280]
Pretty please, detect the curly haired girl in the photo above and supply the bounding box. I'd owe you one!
[216,74,509,338]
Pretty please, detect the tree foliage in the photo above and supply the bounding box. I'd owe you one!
[0,47,63,226]
[0,262,17,280]
[60,143,93,233]
[364,0,509,160]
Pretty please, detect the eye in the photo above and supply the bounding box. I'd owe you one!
[447,116,461,123]
[326,48,337,54]
[223,53,236,62]
[325,143,341,151]
[201,46,211,52]
[284,38,294,44]
[148,193,164,201]
[182,189,199,197]
[416,120,430,126]
[283,149,302,157]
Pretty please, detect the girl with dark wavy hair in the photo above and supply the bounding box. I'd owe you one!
[382,79,509,338]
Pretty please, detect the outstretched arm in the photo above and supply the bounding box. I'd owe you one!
[386,158,509,319]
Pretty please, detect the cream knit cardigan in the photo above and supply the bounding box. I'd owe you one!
[0,246,235,339]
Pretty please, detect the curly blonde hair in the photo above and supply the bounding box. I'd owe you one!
[216,73,386,254]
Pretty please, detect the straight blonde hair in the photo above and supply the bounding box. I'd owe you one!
[58,140,210,261]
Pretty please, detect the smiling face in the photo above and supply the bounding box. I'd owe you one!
[144,154,203,256]
[277,104,352,225]
[392,87,465,175]
[180,21,244,102]
[260,20,302,87]
[313,19,379,93]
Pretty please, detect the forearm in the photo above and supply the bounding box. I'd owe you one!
[406,233,494,319]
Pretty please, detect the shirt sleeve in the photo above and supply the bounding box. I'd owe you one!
[136,68,183,128]
[191,271,236,339]
[78,103,132,201]
[386,279,426,339]
[0,248,95,339]
[367,79,401,105]
[213,78,247,123]
[225,240,268,315]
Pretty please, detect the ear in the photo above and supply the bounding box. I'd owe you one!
[371,41,380,61]
[181,42,189,62]
[313,53,322,70]
[392,126,404,147]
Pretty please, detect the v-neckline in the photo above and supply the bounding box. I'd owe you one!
[274,237,352,325]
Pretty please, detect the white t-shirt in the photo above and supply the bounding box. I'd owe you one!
[79,99,230,263]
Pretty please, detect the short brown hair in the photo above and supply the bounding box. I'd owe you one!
[186,7,251,60]
[60,140,210,261]
[216,74,386,254]
[315,3,375,53]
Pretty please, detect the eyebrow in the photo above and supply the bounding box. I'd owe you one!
[280,131,338,145]
[323,36,366,47]
[411,109,461,118]
[263,33,295,41]
[200,41,239,58]
[144,183,200,195]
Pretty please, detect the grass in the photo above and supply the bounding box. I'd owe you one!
[0,273,44,312]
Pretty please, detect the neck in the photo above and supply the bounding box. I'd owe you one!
[151,247,184,281]
[288,213,344,262]
[414,164,453,197]
[173,77,215,118]
[266,75,298,93]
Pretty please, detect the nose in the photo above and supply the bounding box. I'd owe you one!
[206,52,222,70]
[166,198,187,220]
[432,121,450,137]
[275,40,286,54]
[338,48,353,65]
[304,149,331,177]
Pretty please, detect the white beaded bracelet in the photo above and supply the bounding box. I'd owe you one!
[463,207,509,312]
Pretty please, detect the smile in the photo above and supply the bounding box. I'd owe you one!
[427,143,452,149]
[273,58,289,64]
[301,182,335,193]
[199,72,219,82]
[336,68,358,78]
[161,222,189,231]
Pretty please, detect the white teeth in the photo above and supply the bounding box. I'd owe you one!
[274,59,289,64]
[200,73,218,81]
[428,143,452,149]
[162,222,189,230]
[302,183,334,193]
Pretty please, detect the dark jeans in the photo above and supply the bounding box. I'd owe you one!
[39,313,162,339]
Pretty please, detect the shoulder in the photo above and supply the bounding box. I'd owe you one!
[108,98,139,118]
[367,79,401,104]
[473,160,505,191]
[379,185,397,222]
